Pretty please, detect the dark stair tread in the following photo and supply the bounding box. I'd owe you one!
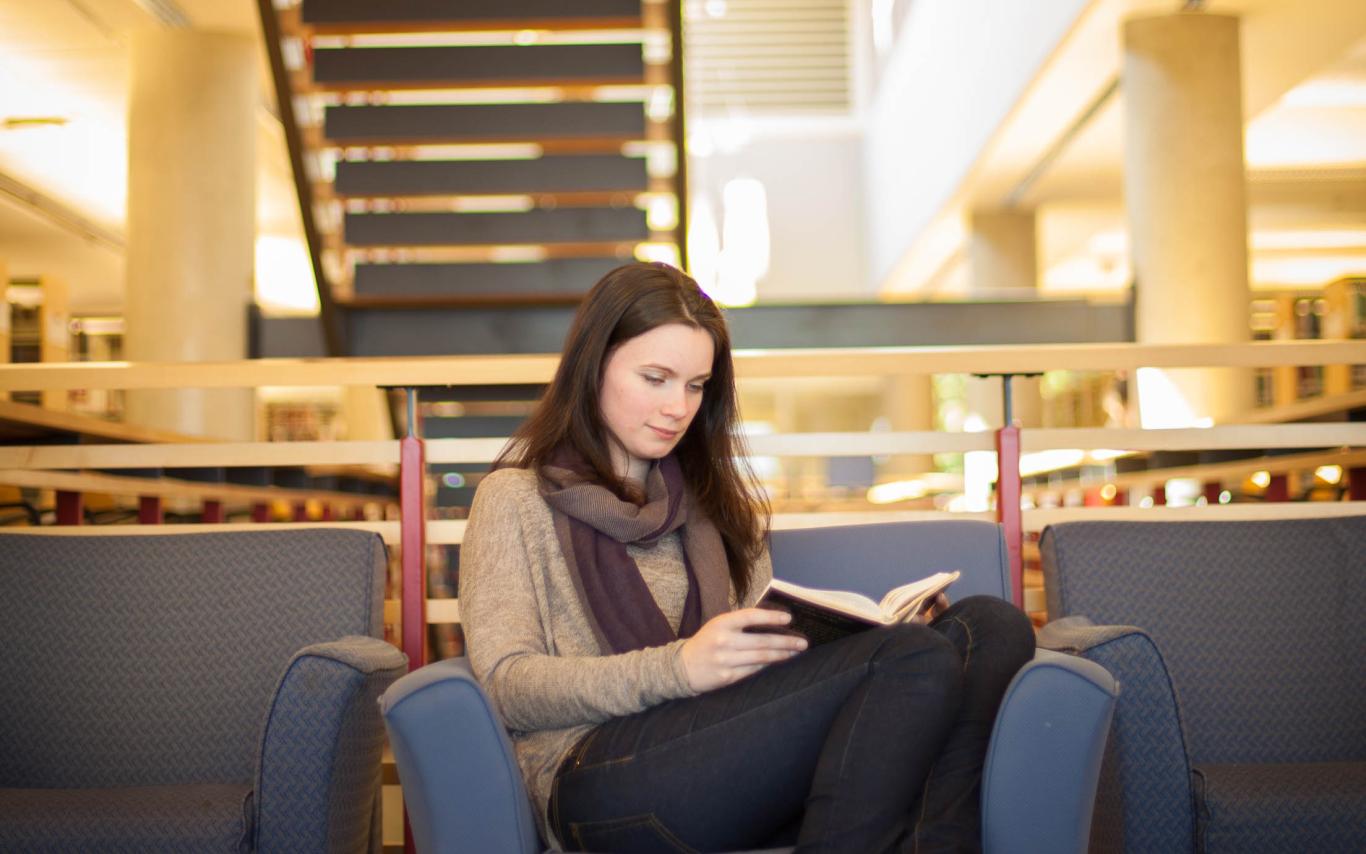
[311,43,645,88]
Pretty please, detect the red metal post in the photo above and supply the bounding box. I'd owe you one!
[1265,474,1290,502]
[400,388,428,672]
[56,491,83,525]
[1153,485,1167,506]
[1349,467,1366,501]
[202,500,225,523]
[292,501,309,522]
[1203,481,1222,505]
[321,503,335,522]
[251,502,270,523]
[995,424,1024,608]
[139,496,163,524]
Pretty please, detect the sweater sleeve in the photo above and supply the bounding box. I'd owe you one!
[459,470,698,734]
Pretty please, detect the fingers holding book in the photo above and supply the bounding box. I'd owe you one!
[681,608,809,693]
[908,592,951,625]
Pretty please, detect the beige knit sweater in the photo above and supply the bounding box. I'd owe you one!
[459,467,770,843]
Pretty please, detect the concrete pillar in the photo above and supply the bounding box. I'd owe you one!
[0,258,9,402]
[344,386,395,440]
[967,210,1042,428]
[969,210,1037,294]
[880,373,934,481]
[1124,13,1253,426]
[124,30,256,440]
[39,276,70,411]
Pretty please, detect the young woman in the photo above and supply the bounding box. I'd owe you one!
[460,262,1035,853]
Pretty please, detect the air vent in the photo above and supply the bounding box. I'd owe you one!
[684,0,851,116]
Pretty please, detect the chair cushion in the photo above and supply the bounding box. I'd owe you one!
[1195,761,1366,853]
[1041,517,1366,764]
[0,529,386,788]
[0,784,253,852]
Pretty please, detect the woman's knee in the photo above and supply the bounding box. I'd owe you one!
[870,622,963,683]
[939,595,1035,672]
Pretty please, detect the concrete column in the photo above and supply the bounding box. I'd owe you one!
[1124,13,1253,426]
[967,210,1042,428]
[880,373,934,481]
[969,210,1038,294]
[124,30,256,440]
[0,258,9,402]
[39,276,70,410]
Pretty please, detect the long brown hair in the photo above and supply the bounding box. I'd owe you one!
[496,261,768,601]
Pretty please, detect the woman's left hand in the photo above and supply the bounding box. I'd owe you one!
[909,593,950,625]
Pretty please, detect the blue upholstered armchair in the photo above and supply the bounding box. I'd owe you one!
[1038,517,1366,853]
[381,519,1119,853]
[0,529,408,852]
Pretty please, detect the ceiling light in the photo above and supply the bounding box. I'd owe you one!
[2,117,69,130]
[1315,465,1343,485]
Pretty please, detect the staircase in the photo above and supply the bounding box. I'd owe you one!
[260,0,687,356]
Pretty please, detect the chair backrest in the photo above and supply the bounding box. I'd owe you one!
[1041,517,1366,764]
[0,529,386,788]
[769,519,1011,602]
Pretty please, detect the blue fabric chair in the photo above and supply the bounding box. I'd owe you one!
[0,528,408,853]
[1038,516,1366,853]
[381,519,1119,853]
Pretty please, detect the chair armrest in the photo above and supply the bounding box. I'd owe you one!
[255,636,407,854]
[1037,617,1196,854]
[380,657,542,854]
[981,648,1118,854]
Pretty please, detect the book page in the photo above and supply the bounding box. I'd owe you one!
[879,571,961,622]
[765,578,884,623]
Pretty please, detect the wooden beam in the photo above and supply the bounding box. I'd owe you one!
[0,468,385,509]
[0,399,213,444]
[0,440,400,470]
[1021,423,1366,453]
[2,341,1361,392]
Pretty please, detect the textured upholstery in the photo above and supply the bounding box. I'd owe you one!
[0,529,403,853]
[256,638,408,853]
[1040,517,1366,852]
[0,784,252,852]
[1038,617,1195,852]
[1195,761,1366,853]
[383,519,1118,854]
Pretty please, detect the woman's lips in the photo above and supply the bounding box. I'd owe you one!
[648,425,679,440]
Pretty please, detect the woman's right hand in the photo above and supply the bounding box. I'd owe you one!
[680,608,808,693]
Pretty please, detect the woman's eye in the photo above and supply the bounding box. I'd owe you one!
[688,383,706,393]
[642,375,665,385]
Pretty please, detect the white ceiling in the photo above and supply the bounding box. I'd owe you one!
[2,0,1364,313]
[0,0,298,313]
[899,0,1366,297]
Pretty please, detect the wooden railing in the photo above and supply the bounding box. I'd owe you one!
[2,340,1364,668]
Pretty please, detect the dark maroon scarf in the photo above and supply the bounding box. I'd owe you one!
[539,450,731,655]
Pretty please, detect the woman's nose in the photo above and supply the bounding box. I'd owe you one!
[660,386,688,418]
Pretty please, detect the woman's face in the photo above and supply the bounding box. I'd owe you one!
[599,322,715,481]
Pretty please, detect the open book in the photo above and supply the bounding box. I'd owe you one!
[749,572,961,647]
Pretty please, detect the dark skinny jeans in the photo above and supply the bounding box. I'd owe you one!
[549,595,1035,853]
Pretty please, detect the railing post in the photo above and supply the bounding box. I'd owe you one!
[1265,474,1290,502]
[202,500,225,523]
[56,491,83,525]
[1350,467,1366,501]
[139,496,163,524]
[980,372,1030,608]
[399,387,427,672]
[995,424,1024,608]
